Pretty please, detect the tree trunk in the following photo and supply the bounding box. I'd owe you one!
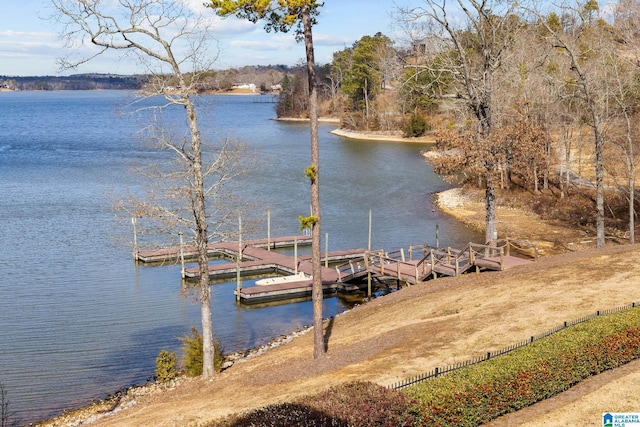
[630,172,635,244]
[593,113,605,249]
[302,5,324,359]
[485,177,497,243]
[184,94,215,378]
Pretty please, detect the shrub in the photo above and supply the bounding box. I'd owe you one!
[155,349,178,384]
[403,114,431,138]
[216,402,346,427]
[403,308,640,426]
[299,381,421,426]
[209,382,420,427]
[180,327,224,377]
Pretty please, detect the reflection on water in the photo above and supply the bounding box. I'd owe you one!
[0,91,482,423]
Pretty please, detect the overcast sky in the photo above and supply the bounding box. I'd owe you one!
[0,0,419,76]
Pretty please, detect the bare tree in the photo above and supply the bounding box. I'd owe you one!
[609,0,640,243]
[396,0,520,243]
[531,1,617,248]
[52,0,231,378]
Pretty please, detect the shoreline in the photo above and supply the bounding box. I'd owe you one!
[272,116,341,123]
[37,323,323,426]
[330,127,436,143]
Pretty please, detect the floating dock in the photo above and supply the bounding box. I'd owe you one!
[135,235,312,263]
[137,236,537,303]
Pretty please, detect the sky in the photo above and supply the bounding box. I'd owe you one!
[0,0,417,77]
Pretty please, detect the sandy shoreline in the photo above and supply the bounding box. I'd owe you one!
[330,127,436,143]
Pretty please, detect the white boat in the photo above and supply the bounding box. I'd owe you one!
[255,272,312,286]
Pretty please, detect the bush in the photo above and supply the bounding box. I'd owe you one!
[403,114,431,138]
[299,381,421,426]
[180,327,224,377]
[215,402,346,427]
[403,308,640,426]
[209,382,420,427]
[155,349,178,384]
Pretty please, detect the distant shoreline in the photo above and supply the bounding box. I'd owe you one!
[273,118,436,143]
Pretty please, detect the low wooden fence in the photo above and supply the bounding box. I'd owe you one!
[389,302,640,390]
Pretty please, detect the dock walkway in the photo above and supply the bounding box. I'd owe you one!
[337,239,538,286]
[135,235,312,263]
[137,236,537,303]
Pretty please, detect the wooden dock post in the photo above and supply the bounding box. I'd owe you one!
[236,216,242,302]
[368,209,372,251]
[179,231,185,279]
[267,208,271,251]
[365,252,372,298]
[325,233,329,268]
[132,217,139,261]
[294,236,298,274]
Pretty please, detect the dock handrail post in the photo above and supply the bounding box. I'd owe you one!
[132,217,139,261]
[506,238,511,257]
[294,236,298,274]
[368,208,372,251]
[430,249,436,279]
[267,208,271,251]
[400,248,406,262]
[178,231,185,279]
[364,253,372,298]
[236,216,242,302]
[469,243,475,265]
[325,233,329,268]
[500,247,504,271]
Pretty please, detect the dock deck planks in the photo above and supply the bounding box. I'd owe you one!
[138,236,536,303]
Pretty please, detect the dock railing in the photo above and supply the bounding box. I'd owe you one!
[428,246,471,276]
[336,239,538,284]
[469,238,538,270]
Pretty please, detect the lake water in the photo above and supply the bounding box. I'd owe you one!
[0,91,481,423]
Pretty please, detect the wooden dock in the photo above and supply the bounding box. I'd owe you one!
[166,238,367,302]
[138,236,537,304]
[135,235,312,263]
[183,245,366,280]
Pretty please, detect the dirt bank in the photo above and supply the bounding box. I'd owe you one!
[435,187,600,255]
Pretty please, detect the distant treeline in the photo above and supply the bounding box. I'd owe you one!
[0,65,300,92]
[0,74,148,91]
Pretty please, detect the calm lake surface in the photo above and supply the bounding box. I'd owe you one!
[0,90,481,423]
